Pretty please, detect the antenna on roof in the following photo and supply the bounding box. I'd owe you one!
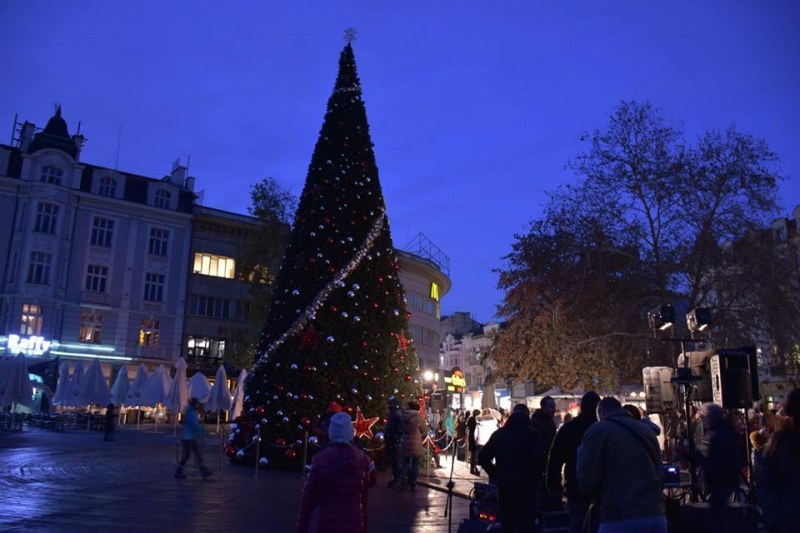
[114,125,122,170]
[186,154,191,174]
[171,158,181,173]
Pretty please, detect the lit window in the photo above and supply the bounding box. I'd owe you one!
[21,304,43,335]
[27,251,52,284]
[40,166,63,185]
[85,264,109,293]
[192,253,235,279]
[91,217,114,247]
[143,273,165,302]
[186,336,226,360]
[79,311,103,343]
[34,203,59,234]
[148,228,169,256]
[98,176,117,197]
[139,319,160,347]
[154,189,171,209]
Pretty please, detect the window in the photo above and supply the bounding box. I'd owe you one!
[79,311,102,343]
[143,273,165,302]
[186,336,226,360]
[139,319,160,347]
[20,304,43,335]
[192,253,235,279]
[40,166,63,185]
[410,292,424,311]
[188,294,235,319]
[98,176,117,197]
[154,189,171,208]
[90,217,114,247]
[34,203,59,234]
[85,264,109,293]
[27,252,52,284]
[148,228,169,256]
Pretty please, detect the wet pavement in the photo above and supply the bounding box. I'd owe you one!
[0,426,480,532]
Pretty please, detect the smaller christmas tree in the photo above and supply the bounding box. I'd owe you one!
[230,33,420,467]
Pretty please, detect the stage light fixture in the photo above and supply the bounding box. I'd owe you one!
[687,307,712,333]
[648,305,675,335]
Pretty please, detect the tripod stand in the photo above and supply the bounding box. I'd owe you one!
[443,435,459,533]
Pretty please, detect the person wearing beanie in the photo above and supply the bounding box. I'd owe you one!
[547,391,600,533]
[297,411,376,533]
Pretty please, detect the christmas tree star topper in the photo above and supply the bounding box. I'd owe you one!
[352,408,379,439]
[344,27,357,44]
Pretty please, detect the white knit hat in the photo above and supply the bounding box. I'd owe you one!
[328,412,355,444]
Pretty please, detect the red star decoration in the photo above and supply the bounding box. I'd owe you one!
[352,409,379,439]
[397,333,410,352]
[300,325,319,348]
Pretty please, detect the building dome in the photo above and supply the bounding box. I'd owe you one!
[28,105,79,158]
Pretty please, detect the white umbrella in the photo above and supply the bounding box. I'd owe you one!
[206,365,232,411]
[126,364,149,405]
[139,364,171,407]
[206,365,232,434]
[125,364,149,429]
[52,361,71,406]
[163,358,189,436]
[187,372,211,403]
[0,353,34,409]
[230,369,248,419]
[66,361,85,407]
[78,359,111,407]
[139,364,171,432]
[110,366,130,407]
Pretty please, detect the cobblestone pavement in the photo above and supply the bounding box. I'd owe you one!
[0,427,474,533]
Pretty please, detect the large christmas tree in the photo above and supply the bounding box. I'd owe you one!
[236,38,420,467]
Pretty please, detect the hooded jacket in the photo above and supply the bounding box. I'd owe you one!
[577,411,664,523]
[401,408,425,457]
[296,443,375,533]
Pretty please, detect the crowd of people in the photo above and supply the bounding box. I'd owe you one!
[292,388,800,533]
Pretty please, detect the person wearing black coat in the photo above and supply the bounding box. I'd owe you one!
[479,410,544,533]
[467,409,480,475]
[531,396,557,455]
[546,391,601,533]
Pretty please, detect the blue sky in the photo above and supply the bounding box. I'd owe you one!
[1,1,798,323]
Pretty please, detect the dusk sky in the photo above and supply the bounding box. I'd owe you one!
[1,2,798,323]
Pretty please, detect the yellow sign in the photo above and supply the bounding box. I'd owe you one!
[444,367,466,393]
[430,282,440,301]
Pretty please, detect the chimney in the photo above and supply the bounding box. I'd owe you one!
[19,121,35,152]
[184,176,195,191]
[72,134,85,161]
[169,164,187,186]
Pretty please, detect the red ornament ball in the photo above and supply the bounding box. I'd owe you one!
[405,374,413,382]
[276,438,287,446]
[255,406,265,416]
[285,448,298,460]
[300,417,311,427]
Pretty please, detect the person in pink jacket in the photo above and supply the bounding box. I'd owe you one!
[297,412,376,533]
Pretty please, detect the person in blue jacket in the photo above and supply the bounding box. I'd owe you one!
[175,397,211,479]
